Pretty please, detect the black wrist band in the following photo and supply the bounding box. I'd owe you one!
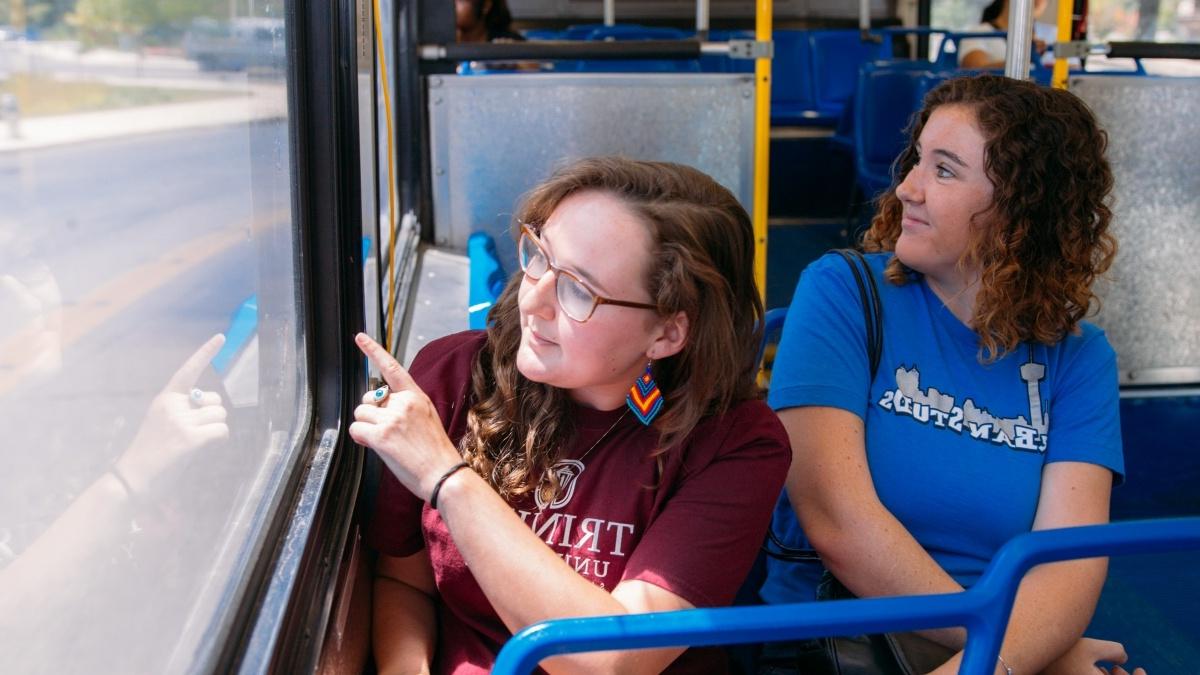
[430,462,470,510]
[108,465,149,513]
[109,465,137,498]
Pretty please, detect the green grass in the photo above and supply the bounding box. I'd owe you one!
[0,73,240,118]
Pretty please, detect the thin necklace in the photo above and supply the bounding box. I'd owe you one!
[576,408,630,463]
[532,408,630,511]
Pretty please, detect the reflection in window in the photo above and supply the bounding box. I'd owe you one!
[0,1,307,671]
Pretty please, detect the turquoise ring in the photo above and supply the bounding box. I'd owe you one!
[372,385,390,404]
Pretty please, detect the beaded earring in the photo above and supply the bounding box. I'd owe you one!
[627,361,663,426]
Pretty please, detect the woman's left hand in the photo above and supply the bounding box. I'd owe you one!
[348,332,465,501]
[1041,637,1147,675]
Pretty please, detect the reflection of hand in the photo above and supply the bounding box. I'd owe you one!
[1,270,63,378]
[1034,38,1048,55]
[348,333,462,501]
[114,334,229,494]
[1043,637,1146,675]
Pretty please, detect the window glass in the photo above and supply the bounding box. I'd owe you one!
[0,1,306,671]
[1088,0,1200,74]
[932,0,1200,74]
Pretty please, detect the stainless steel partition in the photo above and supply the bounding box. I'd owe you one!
[427,72,756,264]
[1072,76,1200,387]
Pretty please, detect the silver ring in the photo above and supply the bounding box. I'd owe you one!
[372,384,390,404]
[189,388,204,406]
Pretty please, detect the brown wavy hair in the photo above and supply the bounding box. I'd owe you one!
[459,156,764,501]
[863,74,1117,361]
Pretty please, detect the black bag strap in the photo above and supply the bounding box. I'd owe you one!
[832,248,883,382]
[763,249,884,563]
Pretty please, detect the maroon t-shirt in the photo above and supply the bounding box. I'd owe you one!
[365,331,791,674]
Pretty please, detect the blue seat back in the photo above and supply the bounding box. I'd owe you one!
[771,30,817,125]
[521,28,564,40]
[467,232,508,329]
[854,61,951,198]
[808,30,882,118]
[561,24,701,73]
[580,24,688,41]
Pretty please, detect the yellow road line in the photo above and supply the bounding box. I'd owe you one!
[0,215,282,397]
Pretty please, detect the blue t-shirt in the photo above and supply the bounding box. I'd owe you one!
[760,252,1124,604]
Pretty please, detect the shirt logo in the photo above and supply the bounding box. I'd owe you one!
[876,363,1049,453]
[535,459,585,510]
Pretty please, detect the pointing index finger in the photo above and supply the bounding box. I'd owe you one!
[355,333,419,392]
[166,333,226,393]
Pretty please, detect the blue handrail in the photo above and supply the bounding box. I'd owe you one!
[493,517,1200,674]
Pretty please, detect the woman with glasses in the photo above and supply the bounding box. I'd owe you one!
[352,156,790,673]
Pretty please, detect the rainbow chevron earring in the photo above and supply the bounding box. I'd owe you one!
[627,361,663,426]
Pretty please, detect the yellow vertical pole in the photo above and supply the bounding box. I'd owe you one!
[752,0,772,302]
[1052,0,1073,89]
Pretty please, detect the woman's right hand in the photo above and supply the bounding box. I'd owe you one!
[1041,637,1146,675]
[349,333,465,502]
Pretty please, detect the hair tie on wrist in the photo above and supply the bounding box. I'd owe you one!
[430,462,470,510]
[110,465,137,498]
[109,465,150,514]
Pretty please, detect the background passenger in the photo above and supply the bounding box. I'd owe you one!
[761,75,1143,675]
[959,0,1054,68]
[355,156,790,674]
[455,0,524,42]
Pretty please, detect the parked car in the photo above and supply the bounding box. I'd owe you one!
[183,18,284,71]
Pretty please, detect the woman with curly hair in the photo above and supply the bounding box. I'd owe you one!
[354,156,790,674]
[760,75,1142,675]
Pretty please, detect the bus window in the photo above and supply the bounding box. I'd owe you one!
[932,0,1200,74]
[1087,0,1200,74]
[0,0,306,672]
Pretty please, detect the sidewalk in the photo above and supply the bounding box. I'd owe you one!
[0,85,287,153]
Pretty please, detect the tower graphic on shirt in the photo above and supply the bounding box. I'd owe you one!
[876,362,1048,452]
[1020,360,1047,432]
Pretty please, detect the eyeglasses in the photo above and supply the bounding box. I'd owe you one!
[518,224,658,323]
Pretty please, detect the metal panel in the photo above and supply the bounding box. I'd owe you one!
[1071,76,1200,386]
[427,72,756,265]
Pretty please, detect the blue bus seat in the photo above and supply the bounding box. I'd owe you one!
[820,28,965,162]
[770,30,819,125]
[521,28,565,40]
[580,24,689,41]
[756,307,788,373]
[560,24,701,73]
[467,231,508,329]
[807,30,884,123]
[560,23,608,39]
[854,61,952,199]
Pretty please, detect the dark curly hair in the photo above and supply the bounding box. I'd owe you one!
[460,157,763,501]
[862,74,1117,361]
